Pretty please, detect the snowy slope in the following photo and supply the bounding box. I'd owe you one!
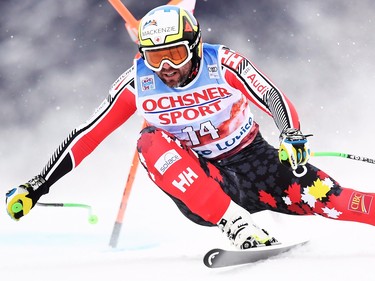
[2,117,375,281]
[2,1,375,280]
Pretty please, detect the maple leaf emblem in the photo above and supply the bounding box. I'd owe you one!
[138,152,146,166]
[301,186,316,207]
[161,131,172,143]
[322,206,342,219]
[285,182,302,203]
[282,196,292,205]
[308,179,331,200]
[259,190,277,208]
[207,162,224,183]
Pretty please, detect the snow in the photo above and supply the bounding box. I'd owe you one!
[2,210,375,281]
[2,0,375,280]
[1,122,375,280]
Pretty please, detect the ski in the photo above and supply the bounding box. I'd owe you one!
[203,240,308,268]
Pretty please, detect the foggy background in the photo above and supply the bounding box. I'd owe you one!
[1,1,375,280]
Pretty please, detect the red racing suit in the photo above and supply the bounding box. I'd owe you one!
[39,44,298,183]
[33,43,375,227]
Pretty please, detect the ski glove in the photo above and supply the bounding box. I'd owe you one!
[279,128,311,170]
[218,201,278,249]
[6,175,47,221]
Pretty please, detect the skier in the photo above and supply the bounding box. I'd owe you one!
[6,5,375,249]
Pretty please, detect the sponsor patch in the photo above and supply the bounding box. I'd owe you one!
[140,75,155,91]
[348,192,373,214]
[140,8,179,45]
[140,86,233,124]
[221,49,245,69]
[208,64,220,79]
[154,149,181,175]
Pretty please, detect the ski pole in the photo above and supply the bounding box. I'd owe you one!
[36,202,99,224]
[311,151,375,165]
[109,139,141,248]
[106,0,146,249]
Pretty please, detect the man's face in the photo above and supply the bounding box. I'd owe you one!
[141,41,193,88]
[155,60,192,88]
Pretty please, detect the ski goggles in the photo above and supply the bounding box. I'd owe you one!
[142,41,193,72]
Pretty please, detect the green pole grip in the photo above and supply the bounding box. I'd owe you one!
[311,152,348,158]
[36,202,98,224]
[312,151,375,165]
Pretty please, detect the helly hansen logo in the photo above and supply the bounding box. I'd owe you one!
[348,192,373,214]
[154,149,181,175]
[172,167,198,193]
[221,49,245,69]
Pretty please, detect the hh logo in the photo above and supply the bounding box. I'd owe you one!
[140,75,155,91]
[172,167,198,193]
[348,192,373,214]
[221,49,245,69]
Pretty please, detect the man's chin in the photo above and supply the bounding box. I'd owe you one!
[161,79,177,88]
[158,72,189,88]
[159,77,181,88]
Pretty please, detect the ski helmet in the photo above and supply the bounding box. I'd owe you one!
[138,5,202,72]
